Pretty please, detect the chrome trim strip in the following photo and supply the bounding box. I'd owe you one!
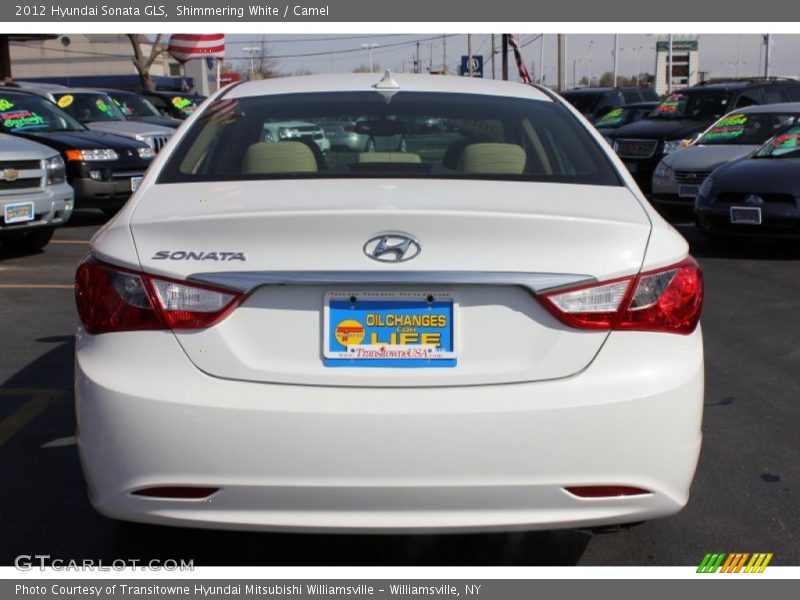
[188,271,596,295]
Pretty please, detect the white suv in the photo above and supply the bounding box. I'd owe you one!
[0,134,73,251]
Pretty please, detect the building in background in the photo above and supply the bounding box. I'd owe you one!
[655,37,700,95]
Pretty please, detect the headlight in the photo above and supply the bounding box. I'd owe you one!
[44,155,66,185]
[698,176,714,198]
[65,149,119,162]
[653,161,674,180]
[137,147,155,159]
[663,139,689,155]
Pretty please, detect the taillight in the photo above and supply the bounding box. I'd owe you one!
[540,257,703,334]
[75,256,242,334]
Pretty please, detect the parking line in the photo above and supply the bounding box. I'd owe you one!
[0,284,74,289]
[0,389,65,447]
[50,240,90,244]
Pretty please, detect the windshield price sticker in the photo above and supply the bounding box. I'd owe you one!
[57,95,74,108]
[95,98,114,117]
[172,97,196,115]
[0,98,14,111]
[597,108,624,126]
[656,93,683,113]
[1,110,46,131]
[323,291,457,368]
[704,113,748,139]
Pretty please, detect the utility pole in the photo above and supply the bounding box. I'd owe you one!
[557,34,565,91]
[467,34,473,77]
[667,33,673,94]
[429,42,433,73]
[362,43,378,73]
[539,34,545,84]
[491,34,496,79]
[764,33,772,77]
[416,42,420,74]
[613,34,619,87]
[502,34,509,80]
[443,34,446,75]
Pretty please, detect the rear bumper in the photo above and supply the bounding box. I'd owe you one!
[70,176,140,209]
[696,202,800,238]
[75,327,704,533]
[0,184,73,233]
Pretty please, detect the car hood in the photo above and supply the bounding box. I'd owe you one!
[129,115,182,129]
[0,132,56,159]
[609,118,710,141]
[14,129,150,151]
[663,145,756,171]
[85,120,173,138]
[712,157,800,194]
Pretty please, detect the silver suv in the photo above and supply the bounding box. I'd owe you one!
[0,133,73,251]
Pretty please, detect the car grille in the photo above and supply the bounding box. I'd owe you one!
[149,135,171,153]
[615,139,659,159]
[674,170,712,184]
[716,193,796,205]
[0,177,43,191]
[0,159,41,171]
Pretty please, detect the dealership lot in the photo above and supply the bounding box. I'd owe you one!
[0,210,798,566]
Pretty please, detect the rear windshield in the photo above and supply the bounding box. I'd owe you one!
[0,93,85,133]
[697,112,798,146]
[649,91,730,121]
[754,125,800,158]
[110,93,161,118]
[54,93,126,122]
[159,91,621,186]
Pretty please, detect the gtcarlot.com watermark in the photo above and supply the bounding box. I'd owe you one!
[15,554,194,571]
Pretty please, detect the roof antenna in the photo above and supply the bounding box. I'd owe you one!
[373,69,400,103]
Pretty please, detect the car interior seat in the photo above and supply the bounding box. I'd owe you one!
[456,143,527,175]
[242,141,318,174]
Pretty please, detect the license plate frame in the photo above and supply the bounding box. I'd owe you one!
[130,176,143,192]
[678,184,700,199]
[3,201,35,224]
[730,206,762,225]
[323,291,457,368]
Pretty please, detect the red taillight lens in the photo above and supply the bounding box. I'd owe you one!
[540,257,703,334]
[131,486,219,499]
[565,486,651,498]
[75,256,242,334]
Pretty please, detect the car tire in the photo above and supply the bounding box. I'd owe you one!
[397,135,408,153]
[0,227,55,252]
[365,137,376,152]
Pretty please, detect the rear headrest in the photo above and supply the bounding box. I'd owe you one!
[457,143,526,175]
[242,141,317,174]
[358,152,421,164]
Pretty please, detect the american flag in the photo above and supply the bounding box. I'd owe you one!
[167,34,226,63]
[508,34,532,84]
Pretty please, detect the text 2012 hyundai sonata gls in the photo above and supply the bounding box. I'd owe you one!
[74,72,704,533]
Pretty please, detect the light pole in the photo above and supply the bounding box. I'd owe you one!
[635,45,643,86]
[361,43,378,73]
[243,46,260,80]
[572,58,581,87]
[587,40,593,87]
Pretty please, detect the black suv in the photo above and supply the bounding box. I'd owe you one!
[560,86,660,120]
[604,78,800,194]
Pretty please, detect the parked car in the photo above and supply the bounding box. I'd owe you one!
[98,88,182,129]
[141,91,206,120]
[652,103,800,215]
[262,120,331,154]
[17,87,174,153]
[594,102,659,137]
[0,133,73,251]
[74,72,704,533]
[0,89,154,214]
[604,78,800,194]
[695,123,800,240]
[320,117,406,152]
[561,86,659,120]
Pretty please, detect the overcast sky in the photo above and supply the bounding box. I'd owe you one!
[223,33,799,84]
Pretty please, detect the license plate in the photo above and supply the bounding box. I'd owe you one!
[623,162,638,174]
[131,176,143,192]
[730,206,762,225]
[3,201,34,224]
[323,291,456,367]
[678,184,700,198]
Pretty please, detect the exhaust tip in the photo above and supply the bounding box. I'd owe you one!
[565,485,651,498]
[131,486,219,499]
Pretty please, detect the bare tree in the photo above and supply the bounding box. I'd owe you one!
[127,34,166,91]
[255,37,280,79]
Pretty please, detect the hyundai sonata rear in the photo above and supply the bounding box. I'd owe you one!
[74,73,704,533]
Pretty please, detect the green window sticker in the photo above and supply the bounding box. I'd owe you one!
[0,98,15,111]
[1,110,47,131]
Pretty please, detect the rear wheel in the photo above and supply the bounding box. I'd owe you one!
[0,227,55,252]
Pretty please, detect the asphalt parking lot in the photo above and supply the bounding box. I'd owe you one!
[0,211,798,567]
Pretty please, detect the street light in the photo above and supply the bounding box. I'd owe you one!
[587,40,594,87]
[572,58,582,88]
[243,46,260,80]
[361,43,379,73]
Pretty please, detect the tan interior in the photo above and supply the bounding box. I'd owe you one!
[457,143,527,175]
[242,141,318,174]
[357,152,422,164]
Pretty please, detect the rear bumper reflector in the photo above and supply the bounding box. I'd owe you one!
[564,486,651,498]
[131,486,219,499]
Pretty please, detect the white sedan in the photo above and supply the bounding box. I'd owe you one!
[74,72,704,533]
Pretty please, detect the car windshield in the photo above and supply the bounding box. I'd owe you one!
[595,107,629,128]
[754,125,800,158]
[54,93,126,122]
[649,91,730,120]
[159,91,621,186]
[561,92,603,113]
[110,93,161,118]
[0,93,85,133]
[697,112,798,146]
